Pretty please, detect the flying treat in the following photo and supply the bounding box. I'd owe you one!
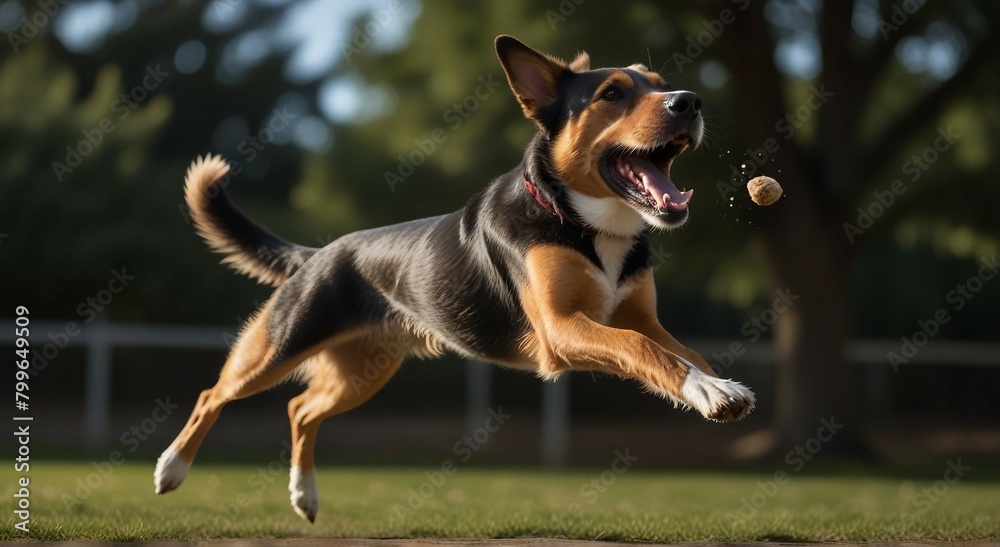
[747,176,783,206]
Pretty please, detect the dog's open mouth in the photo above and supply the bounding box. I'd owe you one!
[601,136,693,222]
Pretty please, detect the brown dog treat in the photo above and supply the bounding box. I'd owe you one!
[747,176,783,206]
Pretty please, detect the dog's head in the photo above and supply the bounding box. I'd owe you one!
[496,35,703,235]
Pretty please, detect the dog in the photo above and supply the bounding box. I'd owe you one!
[155,35,755,523]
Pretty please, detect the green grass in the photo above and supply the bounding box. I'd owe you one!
[3,461,998,541]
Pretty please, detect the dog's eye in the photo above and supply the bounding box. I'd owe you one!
[600,87,623,102]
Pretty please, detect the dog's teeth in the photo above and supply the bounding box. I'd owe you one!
[641,178,652,199]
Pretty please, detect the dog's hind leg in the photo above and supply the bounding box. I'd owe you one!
[153,303,339,495]
[286,330,405,522]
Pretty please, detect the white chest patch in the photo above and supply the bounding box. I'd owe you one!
[593,234,634,284]
[567,190,646,237]
[587,234,639,324]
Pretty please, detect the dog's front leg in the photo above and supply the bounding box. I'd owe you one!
[522,245,754,422]
[610,269,720,377]
[610,270,755,421]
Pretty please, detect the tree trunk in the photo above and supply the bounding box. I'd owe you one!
[762,189,867,455]
[721,3,871,456]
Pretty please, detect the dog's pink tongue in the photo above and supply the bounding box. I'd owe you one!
[620,155,693,212]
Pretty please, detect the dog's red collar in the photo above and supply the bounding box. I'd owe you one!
[523,173,582,227]
[523,174,560,219]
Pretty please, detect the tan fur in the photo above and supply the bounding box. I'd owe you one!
[609,269,720,377]
[497,41,592,128]
[288,332,406,473]
[626,63,666,87]
[164,303,365,465]
[184,154,288,287]
[551,70,678,199]
[569,51,591,72]
[395,314,447,359]
[499,49,568,121]
[166,304,276,462]
[518,244,695,398]
[644,71,666,87]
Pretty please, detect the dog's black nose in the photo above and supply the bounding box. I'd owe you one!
[665,91,702,115]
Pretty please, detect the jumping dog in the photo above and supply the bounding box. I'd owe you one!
[155,35,755,522]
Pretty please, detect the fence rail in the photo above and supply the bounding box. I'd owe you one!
[4,320,999,458]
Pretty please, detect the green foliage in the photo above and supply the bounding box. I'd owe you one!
[2,48,154,310]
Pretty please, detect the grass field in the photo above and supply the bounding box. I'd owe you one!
[3,461,998,542]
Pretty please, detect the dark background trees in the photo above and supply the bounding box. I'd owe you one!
[2,0,998,460]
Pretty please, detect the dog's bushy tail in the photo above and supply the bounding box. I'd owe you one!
[183,154,318,287]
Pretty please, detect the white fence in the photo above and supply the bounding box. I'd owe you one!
[5,320,1000,460]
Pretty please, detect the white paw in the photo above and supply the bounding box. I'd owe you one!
[289,466,319,523]
[154,448,191,494]
[681,367,756,422]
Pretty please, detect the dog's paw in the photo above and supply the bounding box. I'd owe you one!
[681,368,756,422]
[289,466,319,523]
[154,448,191,494]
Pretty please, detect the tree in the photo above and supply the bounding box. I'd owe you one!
[718,0,1000,451]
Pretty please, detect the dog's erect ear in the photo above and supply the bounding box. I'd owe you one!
[495,35,572,129]
[569,51,590,72]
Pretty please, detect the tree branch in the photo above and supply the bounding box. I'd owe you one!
[818,0,863,206]
[863,177,1000,242]
[857,29,1000,179]
[859,1,939,87]
[720,6,808,165]
[820,0,855,72]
